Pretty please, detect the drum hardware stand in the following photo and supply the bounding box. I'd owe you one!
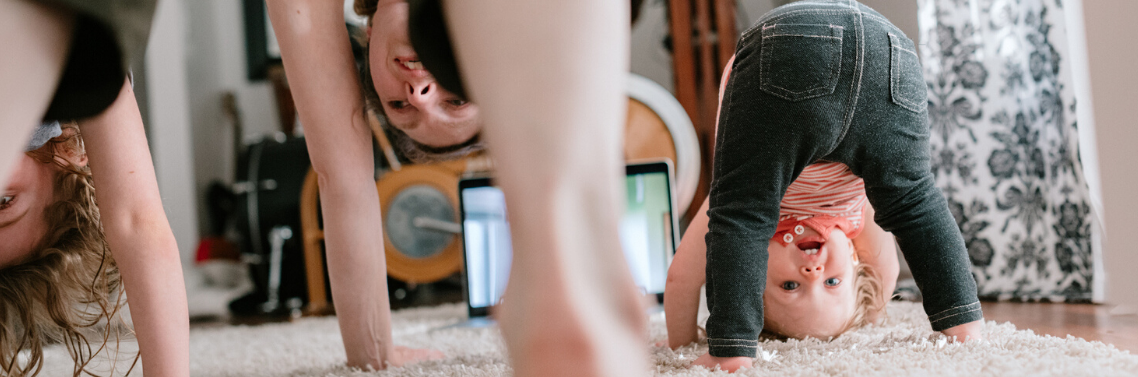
[413,217,463,234]
[262,225,293,314]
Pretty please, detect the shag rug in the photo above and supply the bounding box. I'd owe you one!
[40,301,1138,376]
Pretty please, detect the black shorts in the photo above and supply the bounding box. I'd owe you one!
[36,0,157,122]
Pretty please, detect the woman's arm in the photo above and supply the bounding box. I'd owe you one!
[80,80,188,377]
[665,197,710,349]
[852,203,900,301]
[264,0,422,369]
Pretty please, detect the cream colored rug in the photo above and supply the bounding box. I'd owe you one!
[40,301,1138,376]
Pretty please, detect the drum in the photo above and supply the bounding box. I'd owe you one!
[229,134,312,315]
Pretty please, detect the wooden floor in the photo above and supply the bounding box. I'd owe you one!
[981,301,1138,353]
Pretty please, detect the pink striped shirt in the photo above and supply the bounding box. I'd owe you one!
[774,162,867,246]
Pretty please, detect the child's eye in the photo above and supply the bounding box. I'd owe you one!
[447,99,468,107]
[824,278,842,287]
[0,195,14,210]
[780,281,799,290]
[387,101,410,110]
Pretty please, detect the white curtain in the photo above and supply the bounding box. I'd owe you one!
[918,0,1099,301]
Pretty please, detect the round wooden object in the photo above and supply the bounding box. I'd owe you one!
[626,74,701,214]
[375,164,466,283]
[625,98,679,164]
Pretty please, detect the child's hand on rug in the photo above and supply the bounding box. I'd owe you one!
[692,353,752,372]
[388,346,445,368]
[940,320,984,342]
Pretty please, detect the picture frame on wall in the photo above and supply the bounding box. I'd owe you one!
[243,0,280,81]
[243,0,368,81]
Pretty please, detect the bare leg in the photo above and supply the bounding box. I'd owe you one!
[0,0,72,187]
[444,2,646,377]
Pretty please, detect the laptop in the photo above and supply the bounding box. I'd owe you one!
[450,160,680,327]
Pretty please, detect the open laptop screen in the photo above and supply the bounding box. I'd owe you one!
[620,163,676,296]
[459,183,513,311]
[459,161,679,316]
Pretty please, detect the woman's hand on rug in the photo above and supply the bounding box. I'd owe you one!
[387,346,445,368]
[692,353,752,372]
[941,320,984,342]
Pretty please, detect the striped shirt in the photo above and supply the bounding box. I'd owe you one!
[774,162,867,246]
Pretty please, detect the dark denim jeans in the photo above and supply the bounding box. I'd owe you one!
[704,0,983,357]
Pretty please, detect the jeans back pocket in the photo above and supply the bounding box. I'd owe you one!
[759,23,844,102]
[889,33,927,113]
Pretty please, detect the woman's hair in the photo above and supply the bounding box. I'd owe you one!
[0,126,131,376]
[760,262,888,341]
[351,0,486,164]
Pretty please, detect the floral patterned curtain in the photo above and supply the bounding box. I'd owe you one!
[918,0,1097,301]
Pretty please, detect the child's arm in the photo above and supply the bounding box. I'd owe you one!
[852,203,899,305]
[665,198,710,349]
[264,0,440,368]
[80,80,189,377]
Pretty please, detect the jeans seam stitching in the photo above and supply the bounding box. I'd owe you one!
[927,301,981,321]
[753,9,889,33]
[929,307,983,325]
[759,26,843,102]
[764,34,842,39]
[888,33,924,113]
[828,0,862,155]
[710,347,759,350]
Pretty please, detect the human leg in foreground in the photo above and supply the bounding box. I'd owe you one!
[445,1,648,376]
[0,0,72,189]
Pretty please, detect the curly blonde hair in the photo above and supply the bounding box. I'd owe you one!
[0,126,133,376]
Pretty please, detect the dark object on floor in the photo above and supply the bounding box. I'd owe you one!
[229,136,311,316]
[893,278,923,302]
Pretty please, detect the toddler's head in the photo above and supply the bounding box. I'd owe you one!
[761,226,886,340]
[0,125,124,376]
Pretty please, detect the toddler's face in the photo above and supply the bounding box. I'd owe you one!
[0,155,54,268]
[762,226,858,339]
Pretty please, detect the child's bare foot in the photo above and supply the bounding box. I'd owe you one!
[692,353,752,372]
[940,320,984,342]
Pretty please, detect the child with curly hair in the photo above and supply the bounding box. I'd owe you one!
[1,80,188,376]
[667,0,984,372]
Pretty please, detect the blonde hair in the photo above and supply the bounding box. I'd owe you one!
[843,262,888,333]
[760,262,888,340]
[0,126,133,376]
